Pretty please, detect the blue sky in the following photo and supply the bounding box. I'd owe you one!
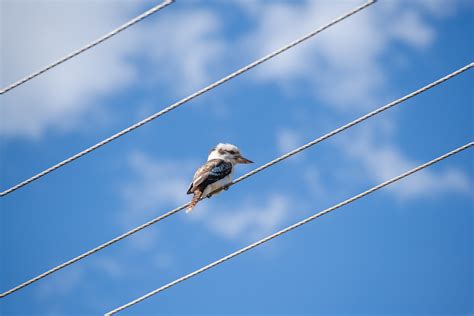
[1,0,473,315]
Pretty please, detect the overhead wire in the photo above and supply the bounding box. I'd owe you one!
[0,62,471,298]
[0,0,174,95]
[105,141,474,315]
[0,0,376,197]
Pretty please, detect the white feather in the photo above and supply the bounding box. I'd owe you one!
[202,173,233,197]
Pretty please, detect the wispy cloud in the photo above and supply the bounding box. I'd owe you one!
[119,151,195,226]
[340,124,471,200]
[276,128,303,156]
[4,0,469,220]
[272,119,470,203]
[120,151,293,242]
[203,194,291,241]
[1,1,139,138]
[36,266,85,300]
[236,0,449,110]
[137,8,225,95]
[91,256,125,278]
[1,1,223,139]
[3,0,468,139]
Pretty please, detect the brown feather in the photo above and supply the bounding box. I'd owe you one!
[187,188,203,213]
[187,159,232,195]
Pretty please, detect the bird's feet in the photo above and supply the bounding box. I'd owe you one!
[207,186,230,199]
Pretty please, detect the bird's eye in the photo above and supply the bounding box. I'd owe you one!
[228,150,236,155]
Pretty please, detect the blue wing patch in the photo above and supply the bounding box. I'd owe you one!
[187,159,233,194]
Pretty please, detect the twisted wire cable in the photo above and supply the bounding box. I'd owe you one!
[0,0,174,94]
[105,141,474,315]
[0,0,376,197]
[0,62,471,298]
[231,62,473,186]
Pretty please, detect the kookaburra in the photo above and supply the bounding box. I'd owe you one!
[186,143,253,212]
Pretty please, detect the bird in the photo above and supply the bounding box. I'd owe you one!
[186,143,253,213]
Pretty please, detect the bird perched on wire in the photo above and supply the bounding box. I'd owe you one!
[186,143,253,213]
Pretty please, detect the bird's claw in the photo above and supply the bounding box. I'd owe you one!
[207,186,229,199]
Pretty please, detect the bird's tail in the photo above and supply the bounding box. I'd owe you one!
[187,189,203,213]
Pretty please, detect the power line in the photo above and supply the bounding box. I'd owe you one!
[0,203,187,299]
[0,0,174,95]
[1,63,470,298]
[0,0,376,197]
[105,142,474,316]
[231,62,473,186]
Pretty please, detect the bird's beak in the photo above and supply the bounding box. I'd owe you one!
[236,155,253,164]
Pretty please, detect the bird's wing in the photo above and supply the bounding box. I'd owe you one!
[187,159,232,194]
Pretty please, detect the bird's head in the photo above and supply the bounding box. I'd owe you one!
[208,143,253,165]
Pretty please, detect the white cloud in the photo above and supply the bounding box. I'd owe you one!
[303,166,331,202]
[1,0,139,138]
[120,151,292,241]
[389,10,435,49]
[340,124,470,200]
[272,119,470,203]
[137,8,225,94]
[120,151,195,226]
[124,229,161,253]
[239,0,469,202]
[152,252,175,270]
[92,256,125,278]
[236,0,440,110]
[1,1,223,139]
[412,0,470,18]
[205,194,290,240]
[2,0,467,139]
[276,128,303,154]
[37,266,85,300]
